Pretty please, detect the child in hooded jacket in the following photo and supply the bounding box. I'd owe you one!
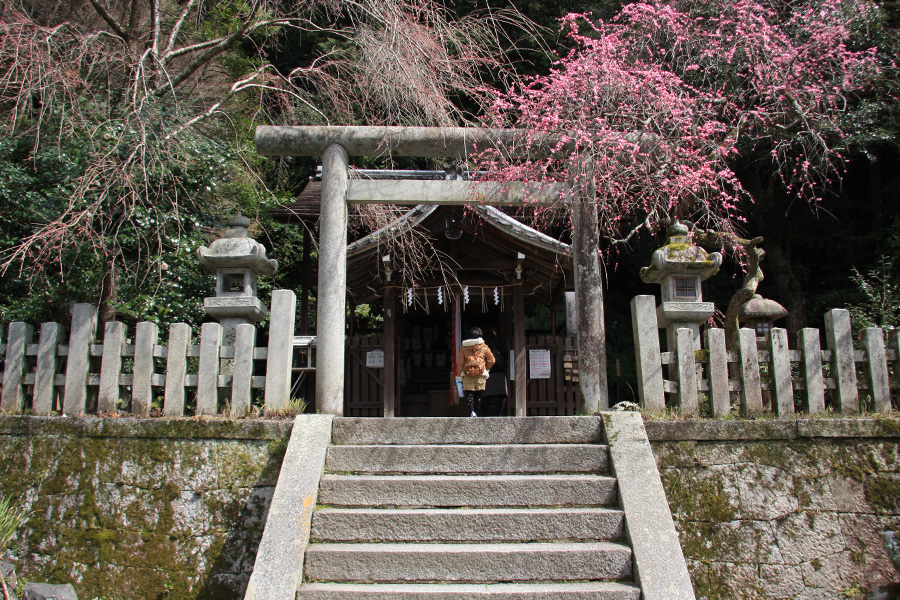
[456,327,496,417]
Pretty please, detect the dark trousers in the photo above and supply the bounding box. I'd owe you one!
[465,390,482,414]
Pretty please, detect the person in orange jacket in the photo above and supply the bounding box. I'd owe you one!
[456,327,496,417]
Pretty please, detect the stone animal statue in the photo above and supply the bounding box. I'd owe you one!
[886,531,900,576]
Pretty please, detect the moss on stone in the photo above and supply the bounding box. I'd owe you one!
[0,416,286,600]
[662,468,739,523]
[867,474,900,511]
[664,242,692,257]
[874,415,900,438]
[692,563,737,599]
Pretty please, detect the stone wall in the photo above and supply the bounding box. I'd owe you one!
[0,416,292,600]
[3,415,899,600]
[647,419,900,600]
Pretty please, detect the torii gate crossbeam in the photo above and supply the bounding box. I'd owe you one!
[255,125,608,417]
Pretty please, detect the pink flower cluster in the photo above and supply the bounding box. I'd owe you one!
[474,0,884,243]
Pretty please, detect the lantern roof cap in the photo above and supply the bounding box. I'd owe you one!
[196,212,278,275]
[640,221,722,284]
[739,294,788,321]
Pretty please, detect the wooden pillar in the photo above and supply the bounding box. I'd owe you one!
[300,230,311,334]
[550,302,557,337]
[513,285,527,416]
[383,287,396,417]
[571,155,608,413]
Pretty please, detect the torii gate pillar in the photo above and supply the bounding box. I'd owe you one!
[316,143,349,415]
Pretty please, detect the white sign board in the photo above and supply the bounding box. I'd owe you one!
[529,349,552,379]
[366,349,385,368]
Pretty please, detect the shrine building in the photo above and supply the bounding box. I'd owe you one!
[274,170,580,417]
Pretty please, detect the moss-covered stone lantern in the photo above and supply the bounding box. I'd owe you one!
[197,212,278,342]
[640,221,722,351]
[739,293,788,344]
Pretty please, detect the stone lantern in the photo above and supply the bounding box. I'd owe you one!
[197,212,278,344]
[739,294,788,345]
[640,221,722,351]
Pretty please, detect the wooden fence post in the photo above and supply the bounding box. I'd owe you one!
[383,287,396,418]
[674,327,698,415]
[131,321,159,417]
[265,290,297,415]
[769,328,794,417]
[1,322,34,414]
[738,327,763,415]
[197,322,223,416]
[890,329,900,411]
[98,321,126,414]
[63,304,98,416]
[514,286,527,417]
[824,308,859,413]
[164,323,191,417]
[798,328,825,414]
[33,322,62,416]
[863,327,891,413]
[705,328,730,417]
[231,323,257,417]
[630,295,665,413]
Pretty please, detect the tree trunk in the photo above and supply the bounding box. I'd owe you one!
[571,154,608,412]
[696,232,765,349]
[736,167,808,335]
[762,235,808,333]
[723,243,764,349]
[98,250,121,325]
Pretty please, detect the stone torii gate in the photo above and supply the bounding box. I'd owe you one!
[255,125,608,416]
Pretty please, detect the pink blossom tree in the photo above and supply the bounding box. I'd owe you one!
[474,0,885,408]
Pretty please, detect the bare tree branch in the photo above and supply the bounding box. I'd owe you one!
[162,0,198,60]
[149,0,160,58]
[86,0,129,41]
[157,1,261,94]
[0,0,539,311]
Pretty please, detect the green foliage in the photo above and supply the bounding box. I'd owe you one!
[0,495,27,556]
[847,256,900,329]
[0,123,244,330]
[352,303,384,333]
[266,397,309,419]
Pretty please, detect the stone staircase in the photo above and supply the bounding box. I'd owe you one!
[295,417,640,599]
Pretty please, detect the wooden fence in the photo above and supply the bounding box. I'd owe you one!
[0,290,297,418]
[344,335,384,417]
[631,295,899,416]
[525,336,581,416]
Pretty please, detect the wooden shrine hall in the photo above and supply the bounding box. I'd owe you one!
[275,173,581,417]
[259,126,609,417]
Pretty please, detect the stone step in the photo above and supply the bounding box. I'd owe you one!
[325,444,608,475]
[316,474,618,508]
[310,507,625,543]
[331,416,604,446]
[303,542,633,583]
[296,581,641,599]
